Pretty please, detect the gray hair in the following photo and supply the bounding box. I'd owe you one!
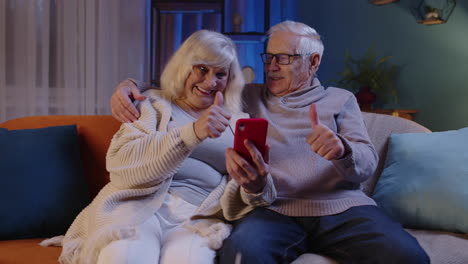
[160,30,244,113]
[268,21,324,59]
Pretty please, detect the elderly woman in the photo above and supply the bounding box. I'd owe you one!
[53,30,276,264]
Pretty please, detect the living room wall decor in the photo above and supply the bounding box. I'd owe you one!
[411,0,456,25]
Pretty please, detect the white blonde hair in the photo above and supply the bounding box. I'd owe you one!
[268,21,324,60]
[160,30,244,113]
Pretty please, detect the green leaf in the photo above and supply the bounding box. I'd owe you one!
[331,47,399,104]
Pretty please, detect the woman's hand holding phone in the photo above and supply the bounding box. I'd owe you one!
[233,118,268,163]
[225,118,269,193]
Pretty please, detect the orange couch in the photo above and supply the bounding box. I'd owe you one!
[2,114,468,264]
[0,115,120,264]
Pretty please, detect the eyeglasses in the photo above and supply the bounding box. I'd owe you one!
[260,53,309,65]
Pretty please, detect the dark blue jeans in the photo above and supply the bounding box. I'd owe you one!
[218,206,429,264]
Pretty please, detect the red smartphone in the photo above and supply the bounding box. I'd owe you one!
[233,118,268,163]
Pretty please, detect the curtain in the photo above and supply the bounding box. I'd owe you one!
[0,0,149,122]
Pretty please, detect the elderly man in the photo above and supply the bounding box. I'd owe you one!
[110,21,428,264]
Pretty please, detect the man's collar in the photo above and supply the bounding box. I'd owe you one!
[265,78,322,98]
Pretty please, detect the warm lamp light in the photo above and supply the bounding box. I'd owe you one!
[368,0,399,5]
[411,0,456,25]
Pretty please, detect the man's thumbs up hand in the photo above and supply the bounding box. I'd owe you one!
[193,91,232,140]
[306,104,345,160]
[309,103,319,128]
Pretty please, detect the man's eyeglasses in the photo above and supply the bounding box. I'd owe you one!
[260,53,309,65]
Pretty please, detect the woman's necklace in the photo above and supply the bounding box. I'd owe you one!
[174,100,202,119]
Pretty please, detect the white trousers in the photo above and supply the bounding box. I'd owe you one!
[96,193,216,264]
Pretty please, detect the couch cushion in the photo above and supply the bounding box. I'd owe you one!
[360,112,431,195]
[372,127,468,233]
[290,229,468,264]
[0,115,121,198]
[407,229,468,264]
[0,125,90,239]
[0,239,61,264]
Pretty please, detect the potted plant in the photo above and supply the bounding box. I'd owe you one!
[333,47,399,110]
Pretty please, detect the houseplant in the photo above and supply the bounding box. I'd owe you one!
[333,47,399,110]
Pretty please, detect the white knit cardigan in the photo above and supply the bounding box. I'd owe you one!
[49,90,276,264]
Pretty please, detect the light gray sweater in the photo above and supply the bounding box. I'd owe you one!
[169,102,233,206]
[242,79,378,217]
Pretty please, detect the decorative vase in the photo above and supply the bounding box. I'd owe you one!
[355,86,377,111]
[232,13,243,33]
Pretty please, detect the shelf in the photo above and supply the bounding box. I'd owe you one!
[369,0,399,5]
[418,18,446,25]
[364,109,418,121]
[224,32,265,35]
[224,32,267,43]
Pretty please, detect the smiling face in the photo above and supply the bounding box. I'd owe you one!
[265,31,314,97]
[177,64,229,113]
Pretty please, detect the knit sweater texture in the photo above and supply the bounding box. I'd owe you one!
[242,79,378,217]
[56,90,276,264]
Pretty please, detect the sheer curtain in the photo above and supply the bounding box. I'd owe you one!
[0,0,149,122]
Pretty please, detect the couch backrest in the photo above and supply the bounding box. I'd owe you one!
[0,113,432,199]
[0,115,120,198]
[361,112,431,195]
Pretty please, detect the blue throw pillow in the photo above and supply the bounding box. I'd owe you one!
[0,125,90,239]
[373,127,468,233]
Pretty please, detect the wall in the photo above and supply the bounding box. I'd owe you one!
[297,0,468,131]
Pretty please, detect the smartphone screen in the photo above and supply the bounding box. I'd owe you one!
[233,118,268,163]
